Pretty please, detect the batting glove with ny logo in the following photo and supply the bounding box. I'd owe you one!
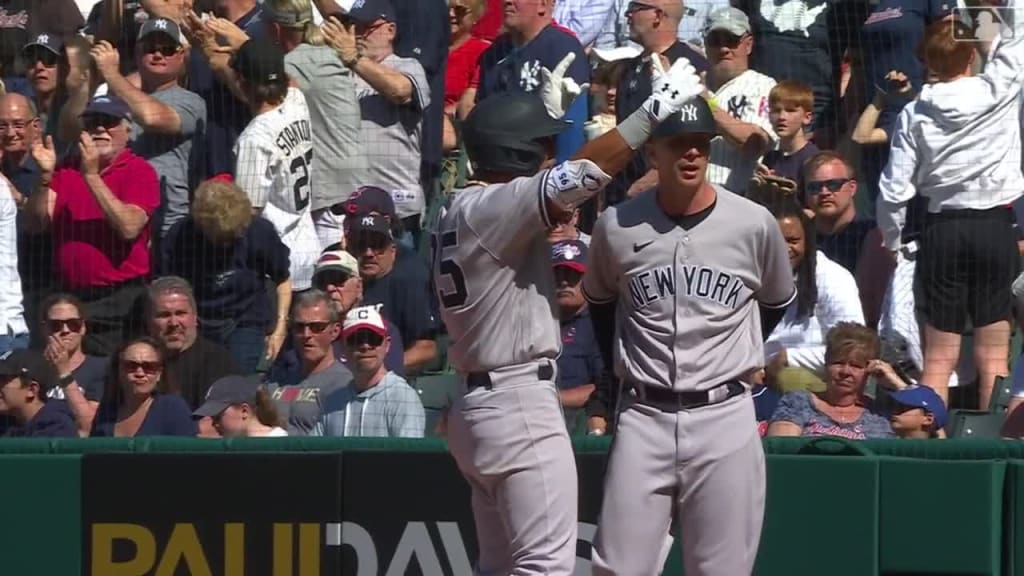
[617,56,705,150]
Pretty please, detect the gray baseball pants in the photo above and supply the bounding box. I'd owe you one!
[591,391,765,576]
[447,361,579,575]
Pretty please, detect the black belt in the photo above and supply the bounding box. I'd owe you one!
[632,380,746,412]
[466,364,555,391]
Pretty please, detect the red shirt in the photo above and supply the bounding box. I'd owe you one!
[51,149,160,290]
[445,37,491,108]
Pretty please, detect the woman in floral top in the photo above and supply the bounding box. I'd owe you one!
[767,322,895,440]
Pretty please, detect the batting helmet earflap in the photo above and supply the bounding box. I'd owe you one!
[462,92,570,177]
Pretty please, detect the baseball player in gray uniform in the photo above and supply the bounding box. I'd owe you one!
[432,56,704,575]
[583,98,796,576]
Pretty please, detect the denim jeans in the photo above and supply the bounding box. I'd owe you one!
[0,332,30,355]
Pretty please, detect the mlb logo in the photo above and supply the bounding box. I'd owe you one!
[952,6,1013,42]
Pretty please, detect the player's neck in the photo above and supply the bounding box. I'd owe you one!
[508,19,550,46]
[814,208,855,235]
[657,181,716,217]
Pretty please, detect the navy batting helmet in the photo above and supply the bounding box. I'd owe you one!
[651,97,717,139]
[462,92,569,177]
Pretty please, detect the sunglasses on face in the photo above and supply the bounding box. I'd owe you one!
[121,360,161,374]
[805,178,851,195]
[141,43,180,57]
[82,115,122,131]
[25,49,58,67]
[356,20,387,36]
[554,267,583,286]
[705,31,744,48]
[626,1,659,15]
[291,321,333,335]
[45,318,84,333]
[313,270,351,291]
[350,233,391,253]
[345,330,384,348]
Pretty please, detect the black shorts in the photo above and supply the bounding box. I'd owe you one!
[915,207,1020,334]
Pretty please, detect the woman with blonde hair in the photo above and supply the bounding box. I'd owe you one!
[159,179,293,373]
[194,374,288,437]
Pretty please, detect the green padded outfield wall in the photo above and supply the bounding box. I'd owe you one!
[0,437,1022,575]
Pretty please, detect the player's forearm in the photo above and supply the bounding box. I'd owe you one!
[105,72,183,134]
[348,58,414,105]
[572,127,637,182]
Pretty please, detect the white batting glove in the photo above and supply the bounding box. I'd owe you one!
[642,55,704,122]
[539,52,590,120]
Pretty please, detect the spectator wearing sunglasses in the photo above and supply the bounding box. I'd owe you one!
[344,213,438,374]
[160,179,293,373]
[0,349,77,438]
[21,34,62,130]
[26,94,160,356]
[315,305,424,438]
[40,293,108,436]
[0,0,83,98]
[266,290,354,435]
[91,18,207,238]
[91,335,197,437]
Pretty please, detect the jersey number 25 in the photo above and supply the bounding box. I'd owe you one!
[432,229,468,309]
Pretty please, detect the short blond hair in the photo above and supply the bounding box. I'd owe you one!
[191,180,254,243]
[265,0,324,45]
[825,322,880,364]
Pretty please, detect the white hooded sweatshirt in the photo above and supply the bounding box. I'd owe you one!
[877,9,1024,250]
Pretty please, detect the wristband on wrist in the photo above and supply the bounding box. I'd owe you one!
[58,374,75,388]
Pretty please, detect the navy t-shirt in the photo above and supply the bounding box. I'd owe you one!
[73,355,108,402]
[188,4,265,179]
[5,400,78,438]
[477,24,590,162]
[817,219,875,274]
[91,393,198,437]
[362,246,439,350]
[762,141,820,191]
[160,217,291,332]
[557,311,602,391]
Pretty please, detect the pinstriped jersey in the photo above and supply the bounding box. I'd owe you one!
[582,185,795,392]
[706,69,779,192]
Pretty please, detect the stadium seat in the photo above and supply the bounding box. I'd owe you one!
[411,372,459,437]
[946,375,1012,439]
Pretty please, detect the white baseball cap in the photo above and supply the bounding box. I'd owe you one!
[592,45,642,63]
[342,305,387,338]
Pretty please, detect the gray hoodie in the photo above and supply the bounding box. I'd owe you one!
[313,372,426,438]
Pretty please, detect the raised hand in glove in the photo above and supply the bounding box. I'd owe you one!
[643,55,704,122]
[540,52,590,120]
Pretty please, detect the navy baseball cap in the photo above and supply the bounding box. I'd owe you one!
[81,95,132,120]
[333,185,396,218]
[231,39,287,84]
[343,0,397,23]
[889,385,948,429]
[652,98,717,139]
[194,374,264,417]
[138,17,185,44]
[346,214,393,238]
[551,240,588,273]
[23,33,63,56]
[0,349,59,394]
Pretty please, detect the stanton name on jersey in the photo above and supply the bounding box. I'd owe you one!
[275,119,312,157]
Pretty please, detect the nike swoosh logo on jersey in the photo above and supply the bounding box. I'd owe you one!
[633,241,654,252]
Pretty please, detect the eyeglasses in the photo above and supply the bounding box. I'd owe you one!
[0,120,32,133]
[121,360,162,374]
[805,178,851,195]
[355,20,387,37]
[313,270,351,291]
[291,321,333,335]
[625,1,660,15]
[25,49,58,67]
[82,115,123,132]
[345,330,384,348]
[141,43,181,57]
[45,318,84,333]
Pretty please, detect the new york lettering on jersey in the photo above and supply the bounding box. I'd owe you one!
[628,265,745,310]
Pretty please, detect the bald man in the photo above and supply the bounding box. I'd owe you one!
[604,0,709,206]
[0,92,52,345]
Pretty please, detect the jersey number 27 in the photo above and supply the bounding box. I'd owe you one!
[289,150,313,211]
[432,229,468,309]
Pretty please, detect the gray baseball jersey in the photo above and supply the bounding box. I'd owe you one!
[582,185,795,392]
[433,160,611,372]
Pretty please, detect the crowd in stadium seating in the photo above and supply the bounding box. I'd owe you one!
[0,0,1020,441]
